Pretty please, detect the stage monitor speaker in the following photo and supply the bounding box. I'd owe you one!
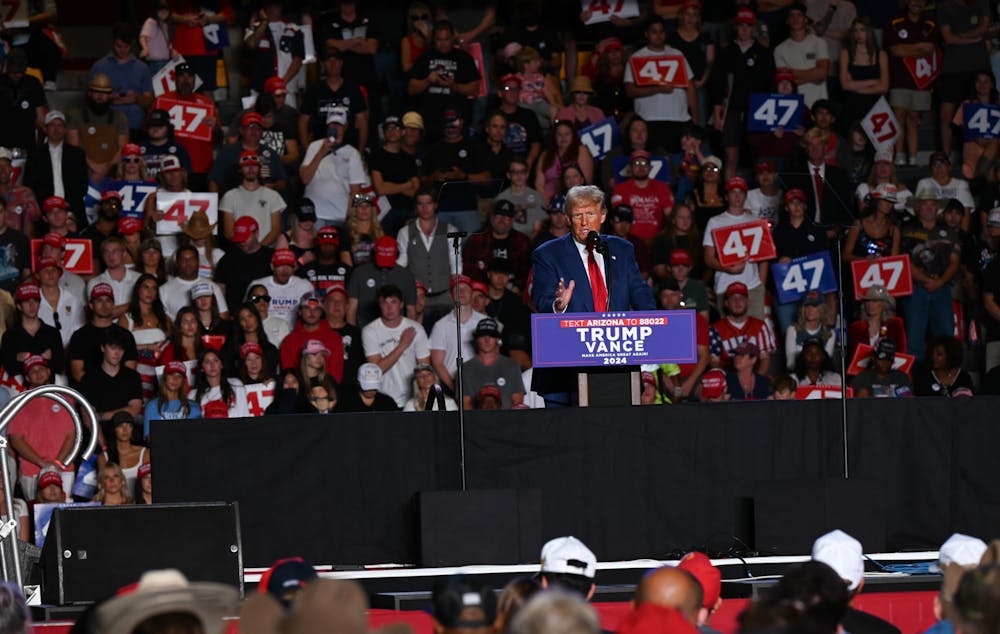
[754,479,885,555]
[419,489,541,567]
[41,502,243,605]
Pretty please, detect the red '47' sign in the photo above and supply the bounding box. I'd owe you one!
[629,55,690,88]
[30,238,94,275]
[903,47,941,91]
[851,255,913,300]
[155,191,218,235]
[796,386,853,400]
[711,219,776,268]
[157,96,215,142]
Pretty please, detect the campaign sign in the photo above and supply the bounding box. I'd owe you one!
[583,0,640,25]
[747,93,805,133]
[771,251,837,304]
[244,380,276,417]
[847,343,915,376]
[629,55,690,88]
[159,96,216,142]
[963,103,1000,140]
[861,97,900,150]
[903,47,940,90]
[711,219,777,268]
[579,117,620,161]
[851,254,913,300]
[30,238,94,274]
[532,310,697,368]
[465,41,489,99]
[153,56,204,96]
[155,191,219,234]
[796,386,853,400]
[612,154,671,184]
[109,180,157,219]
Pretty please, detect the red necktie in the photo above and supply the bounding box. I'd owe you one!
[587,245,608,312]
[813,166,824,217]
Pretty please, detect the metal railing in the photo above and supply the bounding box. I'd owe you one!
[0,386,99,589]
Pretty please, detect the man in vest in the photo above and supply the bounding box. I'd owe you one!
[395,189,461,325]
[65,73,129,181]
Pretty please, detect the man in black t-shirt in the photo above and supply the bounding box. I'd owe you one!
[318,0,379,107]
[66,282,139,384]
[299,46,369,153]
[424,110,490,214]
[407,20,481,142]
[0,197,30,293]
[0,50,47,154]
[77,328,143,424]
[369,115,421,236]
[299,225,352,296]
[214,216,275,310]
[496,74,543,166]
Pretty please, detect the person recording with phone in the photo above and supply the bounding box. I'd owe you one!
[300,108,366,228]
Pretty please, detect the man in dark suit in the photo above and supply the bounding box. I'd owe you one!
[24,111,89,232]
[780,127,855,233]
[531,185,656,405]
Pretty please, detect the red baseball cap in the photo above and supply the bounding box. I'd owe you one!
[242,112,265,127]
[121,143,142,157]
[324,285,349,299]
[23,354,47,373]
[38,470,62,490]
[785,188,807,203]
[374,236,398,268]
[203,400,230,418]
[272,248,297,268]
[117,216,143,235]
[240,342,263,359]
[725,282,749,298]
[682,0,701,10]
[42,232,66,249]
[90,282,114,300]
[774,67,795,83]
[678,552,722,609]
[15,283,40,302]
[735,7,757,25]
[617,603,698,634]
[36,257,62,274]
[232,216,259,244]
[476,384,502,403]
[263,76,288,96]
[163,360,188,377]
[725,176,748,192]
[700,369,728,400]
[630,149,652,162]
[669,250,692,267]
[239,150,261,167]
[102,190,123,203]
[317,226,340,246]
[43,196,69,213]
[450,274,473,290]
[138,463,151,479]
[499,73,522,87]
[755,159,776,173]
[471,280,489,296]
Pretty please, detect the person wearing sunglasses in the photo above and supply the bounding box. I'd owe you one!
[246,283,290,350]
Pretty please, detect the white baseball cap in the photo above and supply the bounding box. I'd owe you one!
[358,363,383,391]
[539,536,597,579]
[936,534,988,571]
[812,529,864,591]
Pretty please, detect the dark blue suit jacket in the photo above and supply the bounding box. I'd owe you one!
[532,233,655,313]
[530,233,655,396]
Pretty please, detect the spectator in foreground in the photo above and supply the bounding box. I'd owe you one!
[678,552,723,634]
[538,536,597,600]
[921,534,988,634]
[511,591,601,634]
[432,575,497,634]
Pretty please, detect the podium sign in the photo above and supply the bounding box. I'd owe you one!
[531,310,697,368]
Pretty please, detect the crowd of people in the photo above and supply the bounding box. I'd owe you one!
[0,1,999,510]
[2,528,996,634]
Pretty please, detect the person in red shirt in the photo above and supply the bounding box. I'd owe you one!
[279,291,344,381]
[168,0,232,92]
[152,62,220,191]
[610,149,675,244]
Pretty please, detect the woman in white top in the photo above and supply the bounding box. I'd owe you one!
[36,257,85,349]
[190,349,249,418]
[97,412,150,496]
[247,283,290,347]
[119,274,172,401]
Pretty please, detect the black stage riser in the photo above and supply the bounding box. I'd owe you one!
[152,398,1000,567]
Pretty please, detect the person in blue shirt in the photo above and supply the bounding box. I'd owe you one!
[144,360,202,438]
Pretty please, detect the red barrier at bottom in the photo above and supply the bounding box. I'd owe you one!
[34,591,938,634]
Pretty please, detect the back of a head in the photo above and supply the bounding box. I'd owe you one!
[279,579,368,634]
[953,565,1000,634]
[432,575,498,634]
[0,583,29,634]
[811,529,863,594]
[635,566,703,624]
[772,561,850,634]
[539,537,597,599]
[510,591,601,634]
[496,577,543,634]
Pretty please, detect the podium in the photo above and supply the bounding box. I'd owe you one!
[532,310,698,407]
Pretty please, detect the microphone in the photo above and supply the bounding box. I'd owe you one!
[586,230,609,255]
[446,231,467,239]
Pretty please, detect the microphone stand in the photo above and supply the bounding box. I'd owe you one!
[448,230,468,491]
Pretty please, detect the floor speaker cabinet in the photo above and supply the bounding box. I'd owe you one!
[41,502,244,606]
[754,479,886,555]
[419,489,542,567]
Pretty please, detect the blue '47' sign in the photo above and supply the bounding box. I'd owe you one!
[747,93,805,133]
[771,251,837,304]
[578,117,620,161]
[963,103,1000,140]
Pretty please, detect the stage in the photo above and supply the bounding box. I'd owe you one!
[153,397,1000,568]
